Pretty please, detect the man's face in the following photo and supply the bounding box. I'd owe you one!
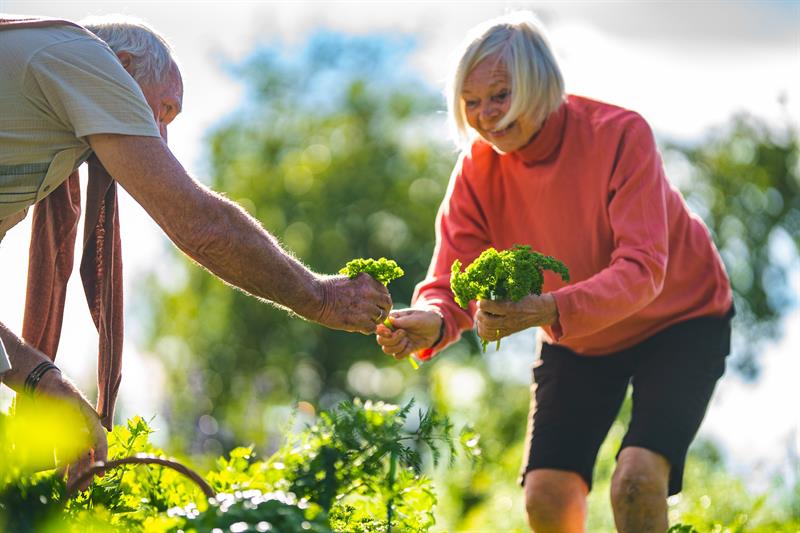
[138,62,183,143]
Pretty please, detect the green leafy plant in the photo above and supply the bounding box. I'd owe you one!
[450,244,570,351]
[340,257,420,368]
[1,398,477,532]
[339,257,404,287]
[667,525,701,533]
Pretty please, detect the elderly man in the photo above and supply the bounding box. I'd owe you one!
[0,15,391,489]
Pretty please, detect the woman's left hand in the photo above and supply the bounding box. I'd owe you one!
[475,293,559,342]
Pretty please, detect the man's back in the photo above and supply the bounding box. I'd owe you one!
[0,22,158,227]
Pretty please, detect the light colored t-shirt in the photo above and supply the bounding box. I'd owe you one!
[0,22,160,239]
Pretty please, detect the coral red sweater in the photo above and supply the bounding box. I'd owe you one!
[414,95,732,357]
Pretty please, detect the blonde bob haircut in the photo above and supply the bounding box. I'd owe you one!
[447,11,565,150]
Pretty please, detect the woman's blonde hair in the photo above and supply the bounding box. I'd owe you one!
[447,11,565,149]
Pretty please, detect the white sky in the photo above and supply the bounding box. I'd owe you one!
[0,0,798,488]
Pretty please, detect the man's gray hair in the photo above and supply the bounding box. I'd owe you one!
[81,15,177,85]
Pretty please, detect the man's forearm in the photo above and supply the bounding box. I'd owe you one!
[169,187,325,320]
[0,321,76,397]
[88,134,326,321]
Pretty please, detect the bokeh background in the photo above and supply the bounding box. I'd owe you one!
[0,1,798,530]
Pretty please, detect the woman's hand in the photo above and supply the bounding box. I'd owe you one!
[475,293,558,342]
[375,308,443,360]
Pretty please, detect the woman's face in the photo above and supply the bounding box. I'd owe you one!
[461,56,539,153]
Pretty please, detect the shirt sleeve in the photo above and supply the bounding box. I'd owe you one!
[412,152,492,358]
[550,116,669,341]
[23,35,161,139]
[0,337,11,378]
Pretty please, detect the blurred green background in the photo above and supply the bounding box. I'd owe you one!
[0,2,797,531]
[141,32,799,531]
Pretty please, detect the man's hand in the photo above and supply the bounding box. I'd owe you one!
[1,323,108,491]
[475,293,558,342]
[313,273,392,334]
[375,308,442,360]
[37,371,108,492]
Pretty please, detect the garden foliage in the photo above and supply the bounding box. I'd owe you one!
[0,398,480,532]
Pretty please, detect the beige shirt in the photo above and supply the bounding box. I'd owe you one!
[0,22,160,241]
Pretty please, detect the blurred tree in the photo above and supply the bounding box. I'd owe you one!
[665,113,799,377]
[142,32,455,454]
[142,36,797,532]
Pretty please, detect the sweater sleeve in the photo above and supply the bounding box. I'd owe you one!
[412,152,491,358]
[550,116,669,341]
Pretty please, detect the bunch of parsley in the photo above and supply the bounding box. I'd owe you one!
[450,245,570,350]
[339,257,404,286]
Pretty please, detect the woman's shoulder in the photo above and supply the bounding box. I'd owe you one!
[461,138,499,172]
[566,95,652,136]
[449,140,502,189]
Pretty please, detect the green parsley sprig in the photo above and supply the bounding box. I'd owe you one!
[450,245,570,351]
[339,257,404,286]
[339,258,418,369]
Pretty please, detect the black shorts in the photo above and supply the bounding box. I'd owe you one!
[520,308,733,496]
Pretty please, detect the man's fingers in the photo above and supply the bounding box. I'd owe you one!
[67,451,94,492]
[357,273,392,309]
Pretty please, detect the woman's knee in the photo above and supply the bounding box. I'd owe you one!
[610,448,669,507]
[524,469,587,532]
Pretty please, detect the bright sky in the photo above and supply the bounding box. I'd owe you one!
[1,0,798,489]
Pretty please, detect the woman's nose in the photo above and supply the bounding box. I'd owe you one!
[480,102,501,123]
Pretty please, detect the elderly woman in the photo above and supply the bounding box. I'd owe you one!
[376,11,733,533]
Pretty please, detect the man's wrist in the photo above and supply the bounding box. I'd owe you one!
[310,276,334,323]
[35,367,71,398]
[24,361,61,396]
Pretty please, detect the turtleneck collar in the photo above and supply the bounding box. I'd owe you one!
[513,99,568,165]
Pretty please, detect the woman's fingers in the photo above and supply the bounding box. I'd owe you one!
[375,308,442,360]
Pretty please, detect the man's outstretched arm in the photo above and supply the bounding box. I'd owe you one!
[88,133,390,334]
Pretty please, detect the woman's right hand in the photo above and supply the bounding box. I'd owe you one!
[375,308,443,360]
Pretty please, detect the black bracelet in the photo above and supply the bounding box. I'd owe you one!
[24,361,61,396]
[430,312,446,348]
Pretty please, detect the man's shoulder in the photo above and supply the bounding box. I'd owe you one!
[0,17,93,44]
[0,19,100,66]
